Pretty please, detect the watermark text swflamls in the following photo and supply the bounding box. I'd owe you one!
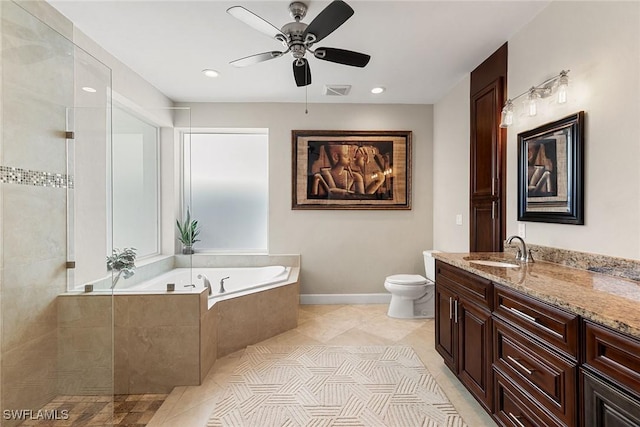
[3,409,69,421]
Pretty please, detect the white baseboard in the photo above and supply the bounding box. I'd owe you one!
[300,293,391,305]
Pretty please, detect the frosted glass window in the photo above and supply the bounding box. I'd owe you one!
[112,106,159,257]
[185,132,268,252]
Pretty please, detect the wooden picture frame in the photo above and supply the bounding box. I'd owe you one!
[517,111,585,224]
[292,130,412,210]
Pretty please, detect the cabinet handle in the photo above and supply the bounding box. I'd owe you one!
[507,355,535,375]
[449,297,453,320]
[454,300,458,324]
[505,306,564,338]
[508,412,527,427]
[507,306,537,323]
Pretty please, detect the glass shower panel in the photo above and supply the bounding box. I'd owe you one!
[1,2,114,426]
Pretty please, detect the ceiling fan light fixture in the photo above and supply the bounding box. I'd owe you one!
[202,69,220,78]
[371,87,385,94]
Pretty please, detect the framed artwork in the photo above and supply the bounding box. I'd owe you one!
[517,111,585,224]
[292,130,411,210]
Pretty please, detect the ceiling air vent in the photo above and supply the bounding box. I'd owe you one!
[323,85,351,96]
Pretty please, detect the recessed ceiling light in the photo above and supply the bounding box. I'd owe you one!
[371,87,385,94]
[82,86,96,93]
[202,69,220,78]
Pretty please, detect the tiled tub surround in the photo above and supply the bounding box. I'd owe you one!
[433,251,640,338]
[57,260,300,395]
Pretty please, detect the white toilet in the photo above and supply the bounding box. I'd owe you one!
[384,250,439,319]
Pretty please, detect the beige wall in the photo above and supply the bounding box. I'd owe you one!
[506,1,640,259]
[177,102,433,295]
[433,75,471,252]
[434,1,640,261]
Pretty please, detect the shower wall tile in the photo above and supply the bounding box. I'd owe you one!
[57,326,113,395]
[57,296,113,396]
[2,283,60,350]
[2,256,66,294]
[6,1,73,42]
[2,185,66,267]
[2,330,57,414]
[57,295,113,329]
[2,93,68,174]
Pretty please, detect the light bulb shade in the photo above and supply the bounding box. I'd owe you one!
[526,90,538,116]
[499,101,514,128]
[557,74,568,104]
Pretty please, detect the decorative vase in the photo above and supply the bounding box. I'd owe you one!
[182,246,194,255]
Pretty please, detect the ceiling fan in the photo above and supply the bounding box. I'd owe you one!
[227,0,371,87]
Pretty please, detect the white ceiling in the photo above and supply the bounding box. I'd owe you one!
[47,0,549,104]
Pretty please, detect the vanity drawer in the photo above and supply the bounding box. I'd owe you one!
[493,318,577,427]
[494,368,564,427]
[436,260,493,309]
[494,284,579,359]
[583,320,640,393]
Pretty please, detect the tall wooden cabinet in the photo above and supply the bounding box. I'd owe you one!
[470,44,507,252]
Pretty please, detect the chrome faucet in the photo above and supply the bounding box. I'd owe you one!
[197,274,212,295]
[219,276,230,293]
[506,235,534,262]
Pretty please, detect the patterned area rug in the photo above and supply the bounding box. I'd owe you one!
[207,346,467,427]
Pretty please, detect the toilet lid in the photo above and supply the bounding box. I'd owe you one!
[386,274,428,285]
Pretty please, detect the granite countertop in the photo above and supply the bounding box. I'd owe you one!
[433,252,640,339]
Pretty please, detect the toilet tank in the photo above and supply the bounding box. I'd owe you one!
[423,250,440,282]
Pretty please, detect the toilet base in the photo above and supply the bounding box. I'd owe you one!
[386,289,435,319]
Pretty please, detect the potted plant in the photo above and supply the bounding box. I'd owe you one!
[106,247,137,288]
[176,208,201,254]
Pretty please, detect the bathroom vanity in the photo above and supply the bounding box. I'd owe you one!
[433,252,640,427]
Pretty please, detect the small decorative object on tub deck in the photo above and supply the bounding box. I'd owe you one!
[106,247,137,288]
[176,207,201,254]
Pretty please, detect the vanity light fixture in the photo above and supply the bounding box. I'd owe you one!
[371,86,385,94]
[500,70,570,128]
[202,69,220,78]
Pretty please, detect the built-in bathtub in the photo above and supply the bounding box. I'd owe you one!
[57,258,300,395]
[112,266,292,305]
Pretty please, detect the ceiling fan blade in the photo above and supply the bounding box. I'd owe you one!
[293,58,312,87]
[303,0,354,44]
[227,6,285,41]
[230,51,284,67]
[314,48,370,67]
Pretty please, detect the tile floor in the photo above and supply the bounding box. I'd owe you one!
[17,394,167,426]
[147,304,496,426]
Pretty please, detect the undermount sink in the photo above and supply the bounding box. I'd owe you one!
[469,260,519,268]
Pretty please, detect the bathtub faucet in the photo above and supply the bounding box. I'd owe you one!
[219,276,230,293]
[197,274,212,296]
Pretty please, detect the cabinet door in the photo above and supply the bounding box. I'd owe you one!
[582,369,640,427]
[458,297,493,411]
[470,199,501,252]
[435,283,457,371]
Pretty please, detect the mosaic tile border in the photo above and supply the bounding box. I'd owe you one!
[0,166,74,188]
